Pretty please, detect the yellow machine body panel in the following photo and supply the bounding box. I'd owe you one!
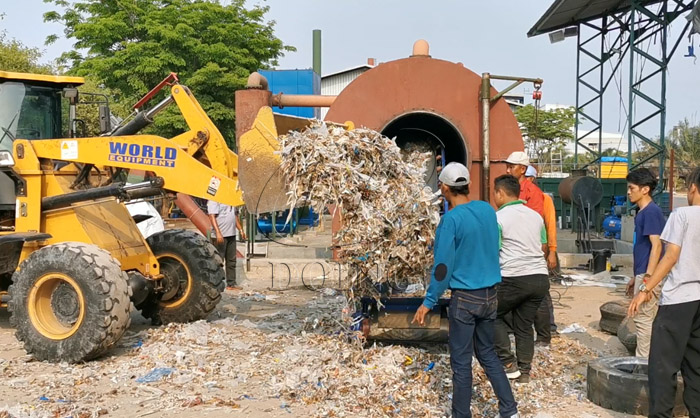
[46,177,158,275]
[0,76,248,279]
[0,71,84,86]
[169,85,239,180]
[5,141,160,276]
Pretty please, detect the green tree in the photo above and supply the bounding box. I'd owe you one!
[515,105,576,171]
[562,151,596,173]
[44,0,293,148]
[75,76,130,137]
[625,119,699,190]
[601,147,626,158]
[0,31,53,74]
[667,119,700,173]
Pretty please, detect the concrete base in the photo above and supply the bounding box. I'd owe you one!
[557,238,632,255]
[243,257,346,290]
[559,253,633,274]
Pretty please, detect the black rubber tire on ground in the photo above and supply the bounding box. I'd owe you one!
[8,242,131,363]
[587,356,687,416]
[141,229,224,324]
[599,299,628,334]
[617,317,638,355]
[368,327,448,343]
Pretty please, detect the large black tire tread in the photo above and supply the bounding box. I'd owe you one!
[8,243,131,363]
[599,299,628,334]
[141,229,224,324]
[587,356,687,416]
[369,327,448,343]
[617,317,638,355]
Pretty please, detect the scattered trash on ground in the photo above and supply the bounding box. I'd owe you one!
[135,367,176,383]
[0,290,598,418]
[561,323,588,334]
[320,288,337,297]
[561,271,630,288]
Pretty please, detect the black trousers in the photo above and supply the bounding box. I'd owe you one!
[534,292,556,342]
[494,274,549,373]
[649,300,700,418]
[216,235,237,286]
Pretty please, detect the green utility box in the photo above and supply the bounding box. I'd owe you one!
[537,177,628,232]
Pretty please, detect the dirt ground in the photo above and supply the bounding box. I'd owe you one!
[0,275,645,418]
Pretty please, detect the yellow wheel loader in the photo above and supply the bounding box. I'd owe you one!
[0,71,244,362]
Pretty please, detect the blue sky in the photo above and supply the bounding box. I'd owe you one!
[2,0,698,138]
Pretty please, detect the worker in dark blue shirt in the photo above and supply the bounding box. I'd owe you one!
[413,162,518,418]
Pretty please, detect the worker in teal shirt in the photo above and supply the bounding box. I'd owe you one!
[413,162,518,418]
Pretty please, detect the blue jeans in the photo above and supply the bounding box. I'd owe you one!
[449,287,518,418]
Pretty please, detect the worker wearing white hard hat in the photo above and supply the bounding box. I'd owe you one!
[504,152,545,218]
[525,165,537,178]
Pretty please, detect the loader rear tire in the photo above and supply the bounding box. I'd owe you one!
[141,229,224,325]
[8,243,131,363]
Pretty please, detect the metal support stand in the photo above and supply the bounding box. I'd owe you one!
[480,73,543,201]
[271,211,277,238]
[246,212,255,272]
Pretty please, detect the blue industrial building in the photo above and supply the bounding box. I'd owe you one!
[258,69,321,119]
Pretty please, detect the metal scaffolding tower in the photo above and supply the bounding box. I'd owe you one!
[531,0,696,186]
[627,0,694,190]
[575,15,623,175]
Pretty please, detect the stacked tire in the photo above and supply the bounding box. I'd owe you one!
[599,299,628,334]
[588,357,687,416]
[617,317,638,355]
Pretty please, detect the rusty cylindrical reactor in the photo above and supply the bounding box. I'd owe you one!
[325,40,524,202]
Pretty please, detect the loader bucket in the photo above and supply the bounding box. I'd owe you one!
[238,106,349,214]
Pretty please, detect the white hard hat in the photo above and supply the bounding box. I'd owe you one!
[505,151,530,166]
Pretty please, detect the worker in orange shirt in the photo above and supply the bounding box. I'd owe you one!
[504,152,544,216]
[525,166,558,344]
[525,166,558,269]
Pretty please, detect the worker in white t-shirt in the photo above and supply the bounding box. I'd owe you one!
[492,174,550,385]
[207,201,246,290]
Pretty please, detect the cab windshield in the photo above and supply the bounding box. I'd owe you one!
[0,81,65,152]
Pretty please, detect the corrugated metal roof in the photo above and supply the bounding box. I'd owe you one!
[528,0,667,37]
[322,64,374,79]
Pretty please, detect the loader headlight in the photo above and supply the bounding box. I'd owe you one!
[0,151,15,167]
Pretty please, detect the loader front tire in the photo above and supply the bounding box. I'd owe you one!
[8,243,131,363]
[141,229,224,325]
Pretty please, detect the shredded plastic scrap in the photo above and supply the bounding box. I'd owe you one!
[278,123,441,298]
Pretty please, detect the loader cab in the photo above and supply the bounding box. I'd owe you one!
[0,71,85,148]
[0,71,85,210]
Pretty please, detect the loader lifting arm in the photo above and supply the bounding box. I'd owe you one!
[14,73,243,209]
[20,133,243,207]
